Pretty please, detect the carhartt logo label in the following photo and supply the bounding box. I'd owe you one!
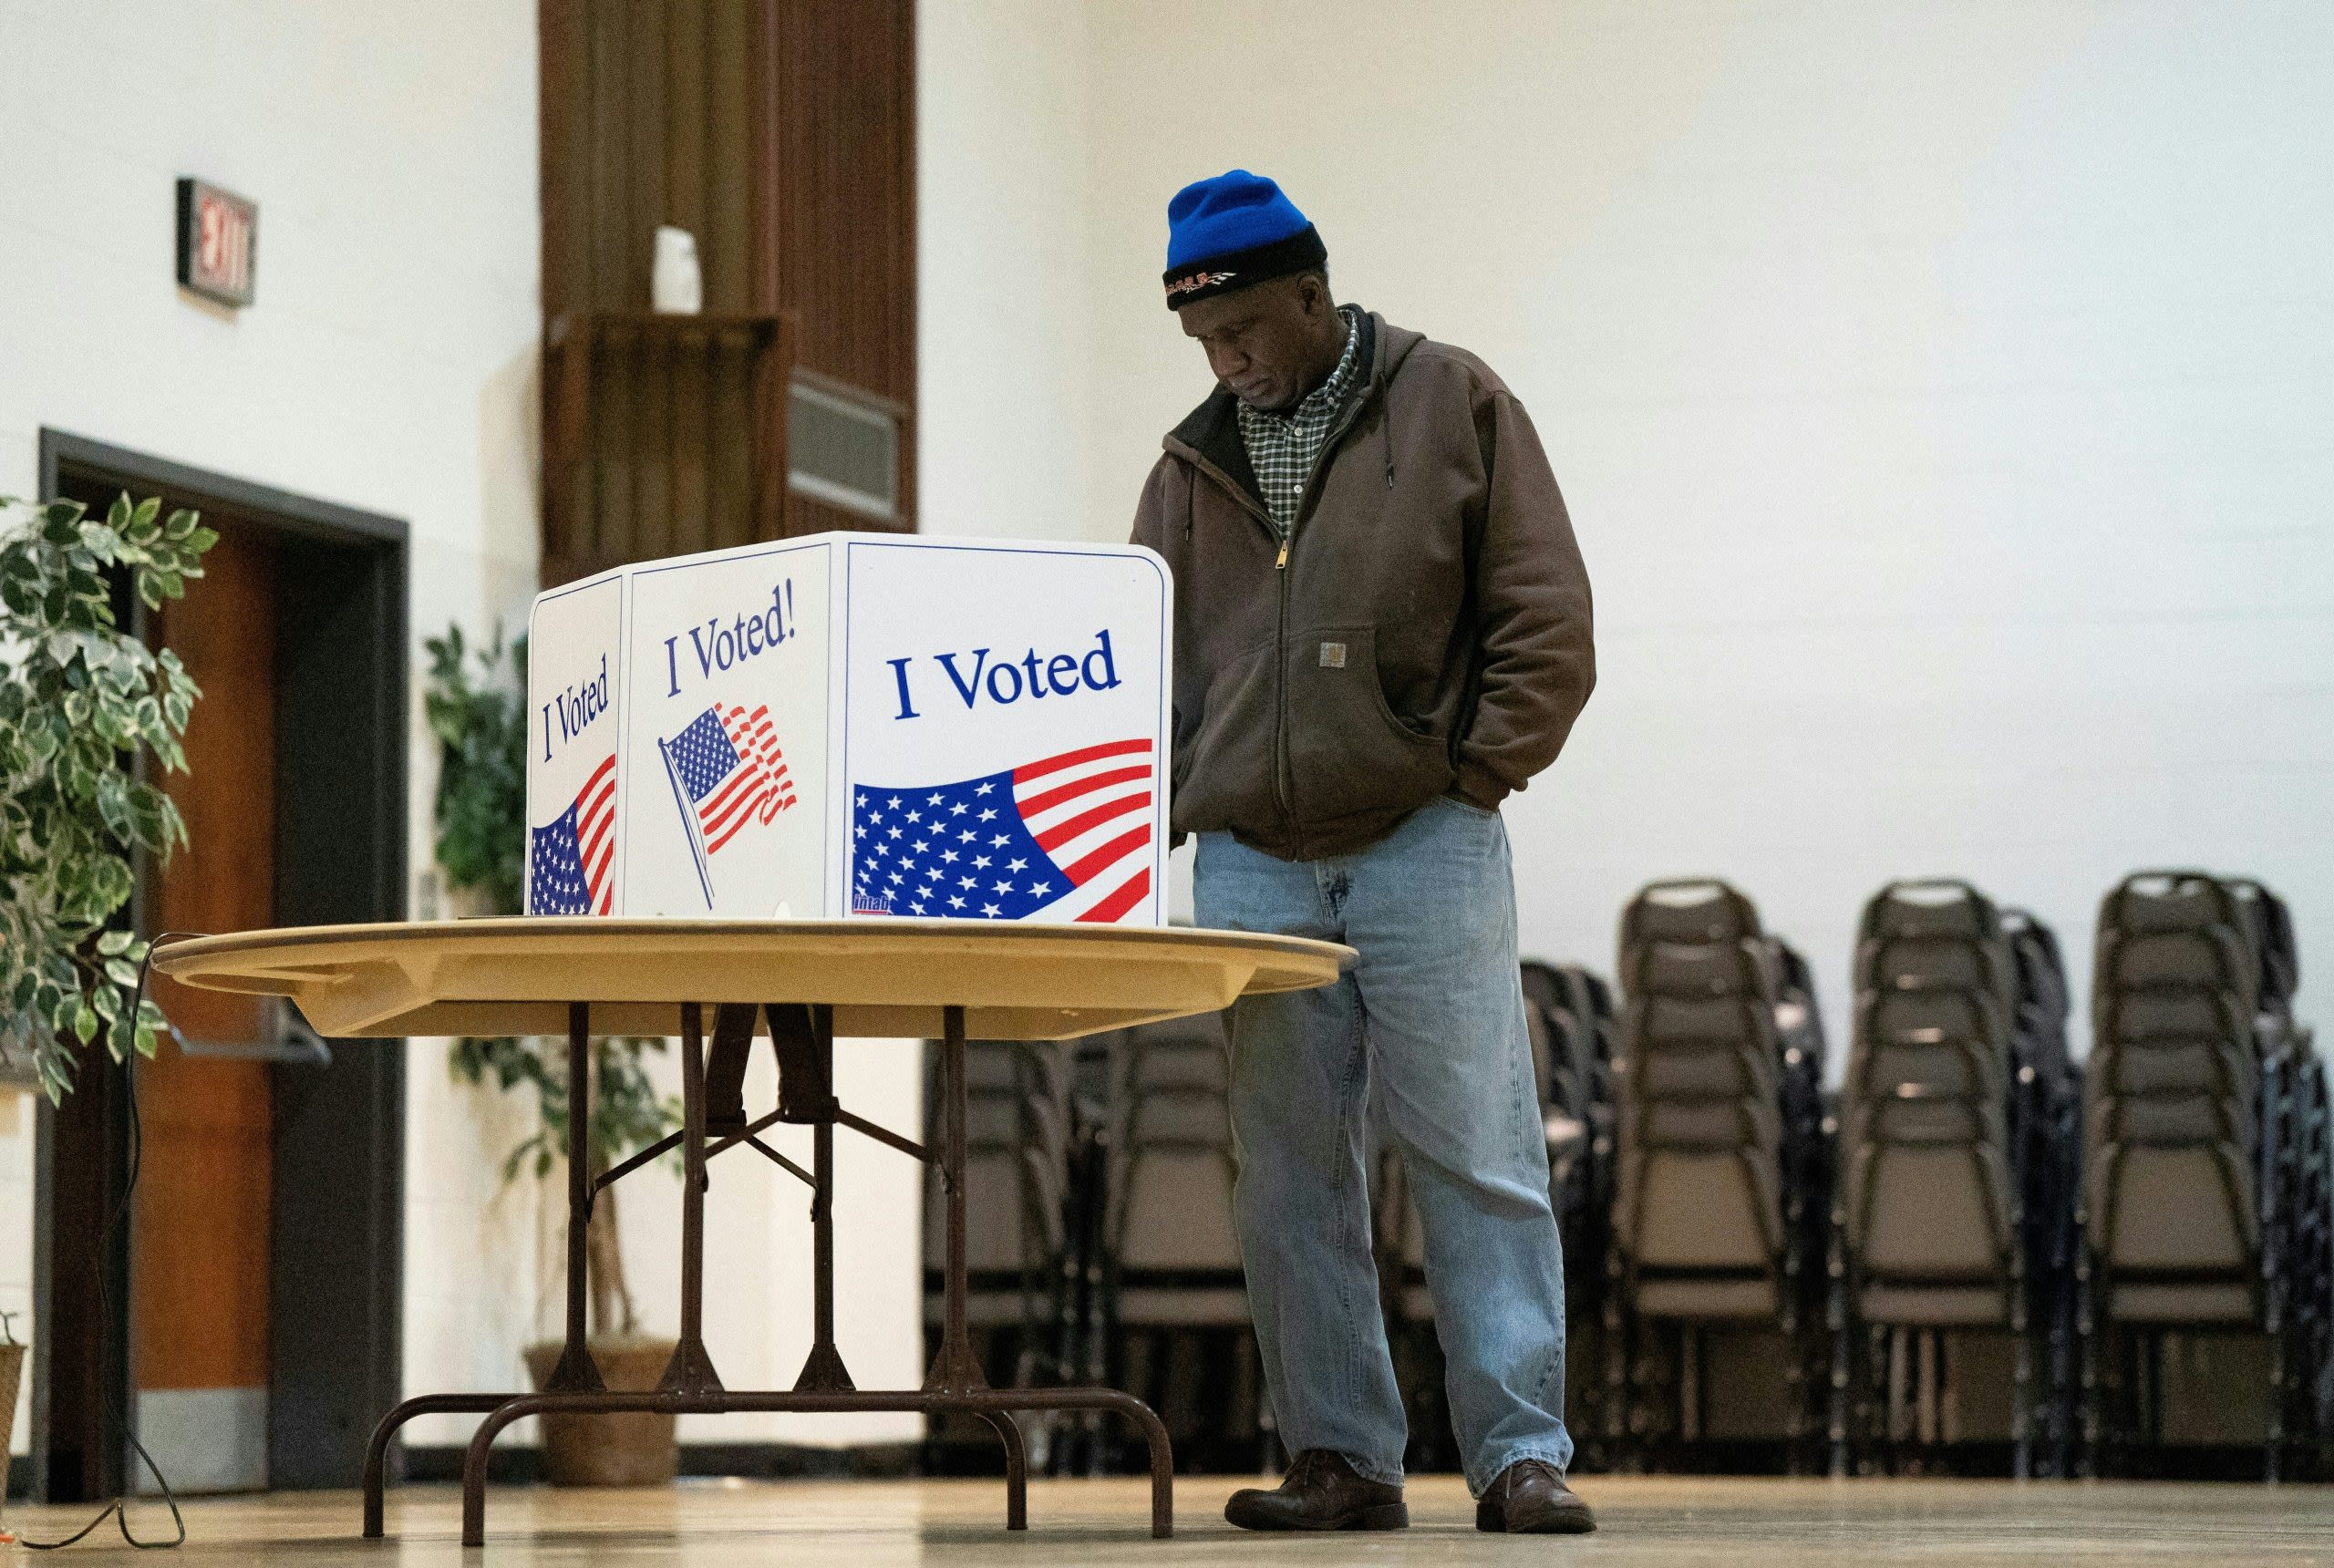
[1318,642,1347,668]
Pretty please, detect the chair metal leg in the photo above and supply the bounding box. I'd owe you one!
[1826,1208,1852,1479]
[1602,1255,1633,1467]
[2012,1238,2033,1480]
[2076,1240,2101,1479]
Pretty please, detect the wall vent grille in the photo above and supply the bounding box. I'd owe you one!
[788,379,898,522]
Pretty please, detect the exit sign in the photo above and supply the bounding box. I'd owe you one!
[177,178,257,307]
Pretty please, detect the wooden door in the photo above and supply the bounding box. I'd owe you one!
[132,521,277,1491]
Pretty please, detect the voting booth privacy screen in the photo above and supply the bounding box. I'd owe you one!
[524,533,1172,926]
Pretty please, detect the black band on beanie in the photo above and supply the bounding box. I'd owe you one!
[1162,224,1327,310]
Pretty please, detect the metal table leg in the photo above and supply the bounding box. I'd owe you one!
[456,1387,1168,1545]
[445,998,1172,1548]
[786,1004,854,1393]
[361,1392,520,1538]
[977,1410,1030,1530]
[543,1001,607,1393]
[661,999,723,1395]
[925,1004,986,1393]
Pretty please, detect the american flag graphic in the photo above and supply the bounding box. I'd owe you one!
[850,738,1155,923]
[662,703,796,850]
[659,703,796,908]
[528,755,616,915]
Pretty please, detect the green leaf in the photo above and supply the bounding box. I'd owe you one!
[0,491,204,1099]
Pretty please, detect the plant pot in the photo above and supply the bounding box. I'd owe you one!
[522,1336,679,1487]
[0,1339,22,1501]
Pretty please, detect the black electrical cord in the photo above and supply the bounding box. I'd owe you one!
[13,934,195,1552]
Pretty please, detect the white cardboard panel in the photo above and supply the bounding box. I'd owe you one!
[624,540,832,918]
[525,532,1171,926]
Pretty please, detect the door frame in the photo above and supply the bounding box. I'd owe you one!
[28,429,409,1498]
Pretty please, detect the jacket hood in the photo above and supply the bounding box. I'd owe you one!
[1162,308,1426,462]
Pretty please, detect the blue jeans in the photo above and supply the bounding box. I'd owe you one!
[1194,796,1572,1492]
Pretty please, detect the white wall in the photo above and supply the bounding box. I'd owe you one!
[978,0,2333,1042]
[917,0,1099,542]
[1,0,927,1462]
[0,0,542,1462]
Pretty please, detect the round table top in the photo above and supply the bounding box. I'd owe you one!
[151,918,1354,1040]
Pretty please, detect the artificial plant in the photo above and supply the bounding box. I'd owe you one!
[0,493,216,1100]
[425,624,678,1336]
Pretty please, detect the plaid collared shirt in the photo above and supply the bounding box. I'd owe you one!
[1238,305,1364,536]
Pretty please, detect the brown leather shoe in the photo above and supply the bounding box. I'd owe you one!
[1476,1459,1596,1533]
[1224,1450,1408,1532]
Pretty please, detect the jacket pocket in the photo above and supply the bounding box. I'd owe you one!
[1171,636,1280,836]
[1285,624,1455,829]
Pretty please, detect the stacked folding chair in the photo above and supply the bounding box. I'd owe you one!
[2288,1012,2334,1467]
[1088,1011,1264,1471]
[1537,963,1623,1454]
[1832,881,2080,1477]
[2002,906,2084,1471]
[1374,961,1620,1469]
[2082,870,2327,1478]
[922,1039,1079,1466]
[1606,880,1831,1469]
[1523,961,1619,1273]
[2226,881,2331,1474]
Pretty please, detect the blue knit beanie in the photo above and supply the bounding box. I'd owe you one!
[1162,170,1327,310]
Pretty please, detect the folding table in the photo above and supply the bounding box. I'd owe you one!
[152,917,1349,1545]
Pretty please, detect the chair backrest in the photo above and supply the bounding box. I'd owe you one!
[1555,964,1618,1065]
[1613,880,1796,1306]
[1860,878,1999,943]
[2086,870,2274,1297]
[1519,960,1621,1294]
[1841,880,2023,1302]
[1104,1014,1241,1275]
[1618,879,1763,951]
[1767,936,1828,1078]
[926,1038,1075,1278]
[1999,907,2073,1088]
[2226,877,2301,1013]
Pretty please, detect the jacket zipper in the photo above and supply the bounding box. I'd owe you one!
[1176,450,1304,850]
[1168,375,1380,858]
[1270,384,1379,858]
